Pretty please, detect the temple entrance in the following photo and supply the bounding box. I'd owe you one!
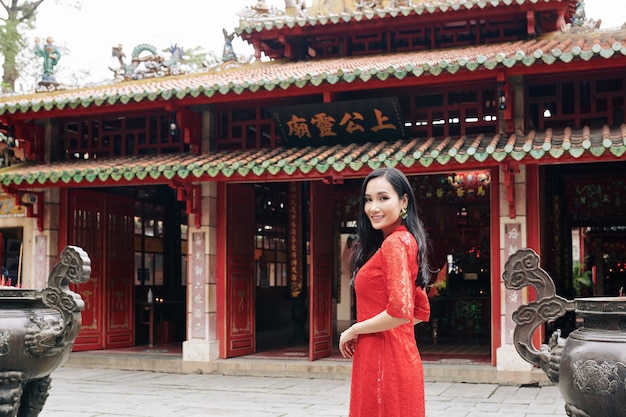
[334,172,493,362]
[69,186,187,351]
[67,189,135,350]
[542,161,626,337]
[572,226,626,298]
[132,186,187,349]
[253,183,295,353]
[248,172,493,361]
[252,181,335,359]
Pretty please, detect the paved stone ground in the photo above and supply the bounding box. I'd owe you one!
[38,366,566,417]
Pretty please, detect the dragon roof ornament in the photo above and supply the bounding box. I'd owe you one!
[109,44,186,81]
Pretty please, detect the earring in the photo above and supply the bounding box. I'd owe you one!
[400,207,408,220]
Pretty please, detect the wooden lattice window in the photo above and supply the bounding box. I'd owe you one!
[436,21,475,48]
[402,85,499,138]
[215,86,499,151]
[310,35,343,58]
[215,106,280,150]
[60,112,186,159]
[301,17,528,58]
[392,26,429,52]
[526,73,626,131]
[350,32,386,56]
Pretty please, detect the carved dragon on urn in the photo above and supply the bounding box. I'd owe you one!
[502,248,575,383]
[504,248,626,417]
[25,246,90,358]
[0,245,90,417]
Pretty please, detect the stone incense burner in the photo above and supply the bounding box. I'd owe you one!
[0,245,89,417]
[503,248,626,417]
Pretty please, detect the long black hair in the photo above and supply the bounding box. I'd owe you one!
[350,167,433,288]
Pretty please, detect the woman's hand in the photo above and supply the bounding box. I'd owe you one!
[339,326,359,359]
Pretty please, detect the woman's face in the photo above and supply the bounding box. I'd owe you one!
[364,175,407,238]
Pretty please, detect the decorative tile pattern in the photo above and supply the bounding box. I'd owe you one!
[1,29,625,115]
[0,124,624,186]
[237,0,575,34]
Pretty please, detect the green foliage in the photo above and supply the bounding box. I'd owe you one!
[0,0,80,92]
[572,261,593,296]
[1,1,38,92]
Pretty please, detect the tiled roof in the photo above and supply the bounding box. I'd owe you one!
[1,124,624,188]
[1,29,626,116]
[236,0,574,34]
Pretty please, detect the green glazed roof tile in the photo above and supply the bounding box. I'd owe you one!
[1,124,625,187]
[5,26,626,115]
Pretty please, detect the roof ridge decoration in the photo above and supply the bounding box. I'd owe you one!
[2,28,626,115]
[235,0,575,34]
[1,124,624,187]
[108,44,187,81]
[560,0,602,33]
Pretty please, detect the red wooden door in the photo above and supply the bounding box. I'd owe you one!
[223,184,255,357]
[309,181,334,360]
[68,191,104,350]
[104,197,135,348]
[68,190,134,350]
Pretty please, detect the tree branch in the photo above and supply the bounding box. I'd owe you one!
[19,0,47,22]
[0,1,9,15]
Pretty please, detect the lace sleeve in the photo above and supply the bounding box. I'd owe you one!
[380,234,415,320]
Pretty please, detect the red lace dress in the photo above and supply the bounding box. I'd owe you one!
[349,225,431,417]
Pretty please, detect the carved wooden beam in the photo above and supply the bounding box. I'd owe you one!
[170,182,202,229]
[502,162,519,219]
[526,10,536,36]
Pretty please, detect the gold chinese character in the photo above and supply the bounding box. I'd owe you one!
[339,112,365,134]
[287,115,311,138]
[371,108,397,132]
[311,112,337,137]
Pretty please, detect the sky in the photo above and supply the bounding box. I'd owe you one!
[25,0,626,87]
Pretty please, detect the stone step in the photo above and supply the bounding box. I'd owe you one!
[64,351,550,385]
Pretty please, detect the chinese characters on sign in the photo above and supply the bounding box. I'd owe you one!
[272,98,406,146]
[191,232,206,339]
[505,223,521,256]
[288,182,303,298]
[504,222,522,344]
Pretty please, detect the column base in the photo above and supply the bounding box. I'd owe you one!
[496,345,550,385]
[182,340,219,362]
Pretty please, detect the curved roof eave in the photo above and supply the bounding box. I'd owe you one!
[1,29,626,117]
[1,124,624,189]
[235,0,575,35]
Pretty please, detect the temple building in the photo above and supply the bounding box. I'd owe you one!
[0,0,625,383]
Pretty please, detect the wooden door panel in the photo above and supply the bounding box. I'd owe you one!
[68,190,134,350]
[309,181,334,360]
[68,192,105,350]
[224,184,255,357]
[104,197,135,348]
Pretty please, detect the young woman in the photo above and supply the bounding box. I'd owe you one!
[339,167,432,417]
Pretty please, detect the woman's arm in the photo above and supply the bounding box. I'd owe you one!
[339,310,410,358]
